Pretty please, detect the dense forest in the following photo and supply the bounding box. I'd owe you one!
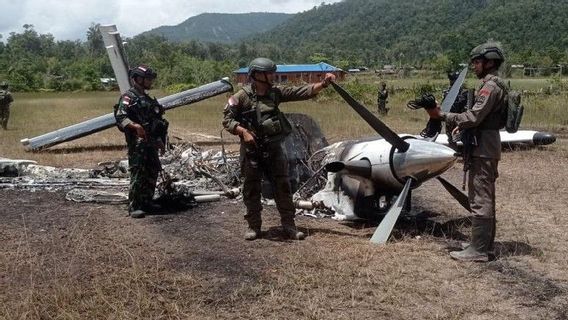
[250,0,568,69]
[142,13,292,44]
[0,0,567,91]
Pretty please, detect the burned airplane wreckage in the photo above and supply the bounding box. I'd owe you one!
[2,113,329,208]
[5,25,558,244]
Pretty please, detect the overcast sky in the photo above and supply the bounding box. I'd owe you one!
[0,0,342,42]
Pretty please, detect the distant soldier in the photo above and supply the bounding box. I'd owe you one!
[114,65,169,219]
[0,81,14,130]
[377,82,389,115]
[223,57,336,240]
[424,42,507,262]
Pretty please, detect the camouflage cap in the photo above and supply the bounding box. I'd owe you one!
[248,57,277,76]
[470,42,505,62]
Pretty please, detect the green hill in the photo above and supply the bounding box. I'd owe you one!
[248,0,568,66]
[142,12,293,43]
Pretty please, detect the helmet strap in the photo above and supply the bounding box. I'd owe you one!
[251,72,272,94]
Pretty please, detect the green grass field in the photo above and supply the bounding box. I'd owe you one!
[2,76,566,167]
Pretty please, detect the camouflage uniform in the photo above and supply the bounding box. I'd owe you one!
[377,85,389,115]
[441,71,506,258]
[442,71,506,216]
[0,88,14,130]
[115,87,166,212]
[223,84,318,230]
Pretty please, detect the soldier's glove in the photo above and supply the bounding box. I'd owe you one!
[419,119,442,138]
[407,93,437,110]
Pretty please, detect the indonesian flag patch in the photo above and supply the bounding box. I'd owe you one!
[122,95,131,106]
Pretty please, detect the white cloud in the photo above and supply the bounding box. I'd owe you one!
[0,0,341,41]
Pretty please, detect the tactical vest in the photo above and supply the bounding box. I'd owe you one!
[114,88,167,139]
[239,86,292,143]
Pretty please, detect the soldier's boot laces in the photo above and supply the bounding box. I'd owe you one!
[283,225,305,240]
[450,217,494,262]
[244,227,261,241]
[129,209,146,219]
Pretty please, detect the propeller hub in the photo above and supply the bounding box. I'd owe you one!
[391,139,457,183]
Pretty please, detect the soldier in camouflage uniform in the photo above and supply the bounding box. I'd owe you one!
[377,82,389,115]
[0,81,14,130]
[223,57,336,240]
[425,43,507,262]
[115,65,168,219]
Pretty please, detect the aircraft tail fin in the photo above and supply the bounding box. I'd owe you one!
[99,25,130,93]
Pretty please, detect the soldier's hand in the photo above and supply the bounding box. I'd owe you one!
[323,73,336,87]
[242,130,257,146]
[131,123,147,141]
[426,105,442,119]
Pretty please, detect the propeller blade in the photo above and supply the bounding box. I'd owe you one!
[437,176,471,212]
[330,81,409,152]
[440,67,468,113]
[370,179,412,244]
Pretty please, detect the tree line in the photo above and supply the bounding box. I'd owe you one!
[1,0,567,91]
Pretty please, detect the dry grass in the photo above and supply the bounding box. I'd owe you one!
[1,80,567,319]
[3,77,566,167]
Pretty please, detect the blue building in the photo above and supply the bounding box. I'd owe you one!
[234,62,345,84]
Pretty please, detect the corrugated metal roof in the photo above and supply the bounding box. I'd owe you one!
[234,62,342,74]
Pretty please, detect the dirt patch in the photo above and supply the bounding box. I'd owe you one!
[1,140,568,319]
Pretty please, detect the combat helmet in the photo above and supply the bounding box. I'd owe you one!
[129,65,157,79]
[470,42,505,62]
[0,81,8,89]
[248,58,277,77]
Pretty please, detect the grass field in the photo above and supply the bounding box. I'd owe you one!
[1,76,568,319]
[2,76,567,167]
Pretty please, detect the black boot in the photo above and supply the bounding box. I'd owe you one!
[450,217,494,262]
[245,226,261,240]
[282,225,305,240]
[129,209,146,219]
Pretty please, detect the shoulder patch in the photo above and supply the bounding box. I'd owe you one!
[228,96,238,106]
[479,88,492,96]
[121,95,131,106]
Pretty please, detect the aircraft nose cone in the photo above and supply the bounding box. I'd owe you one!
[392,140,457,183]
[533,132,556,145]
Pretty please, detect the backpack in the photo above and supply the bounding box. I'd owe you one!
[492,78,524,133]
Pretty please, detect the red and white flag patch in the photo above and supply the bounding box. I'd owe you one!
[479,88,492,96]
[122,95,131,106]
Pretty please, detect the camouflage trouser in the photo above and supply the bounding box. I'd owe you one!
[128,139,160,211]
[468,157,499,248]
[241,141,296,228]
[378,100,388,114]
[0,105,9,130]
[468,157,499,218]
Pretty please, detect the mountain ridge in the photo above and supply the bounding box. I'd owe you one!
[141,12,293,44]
